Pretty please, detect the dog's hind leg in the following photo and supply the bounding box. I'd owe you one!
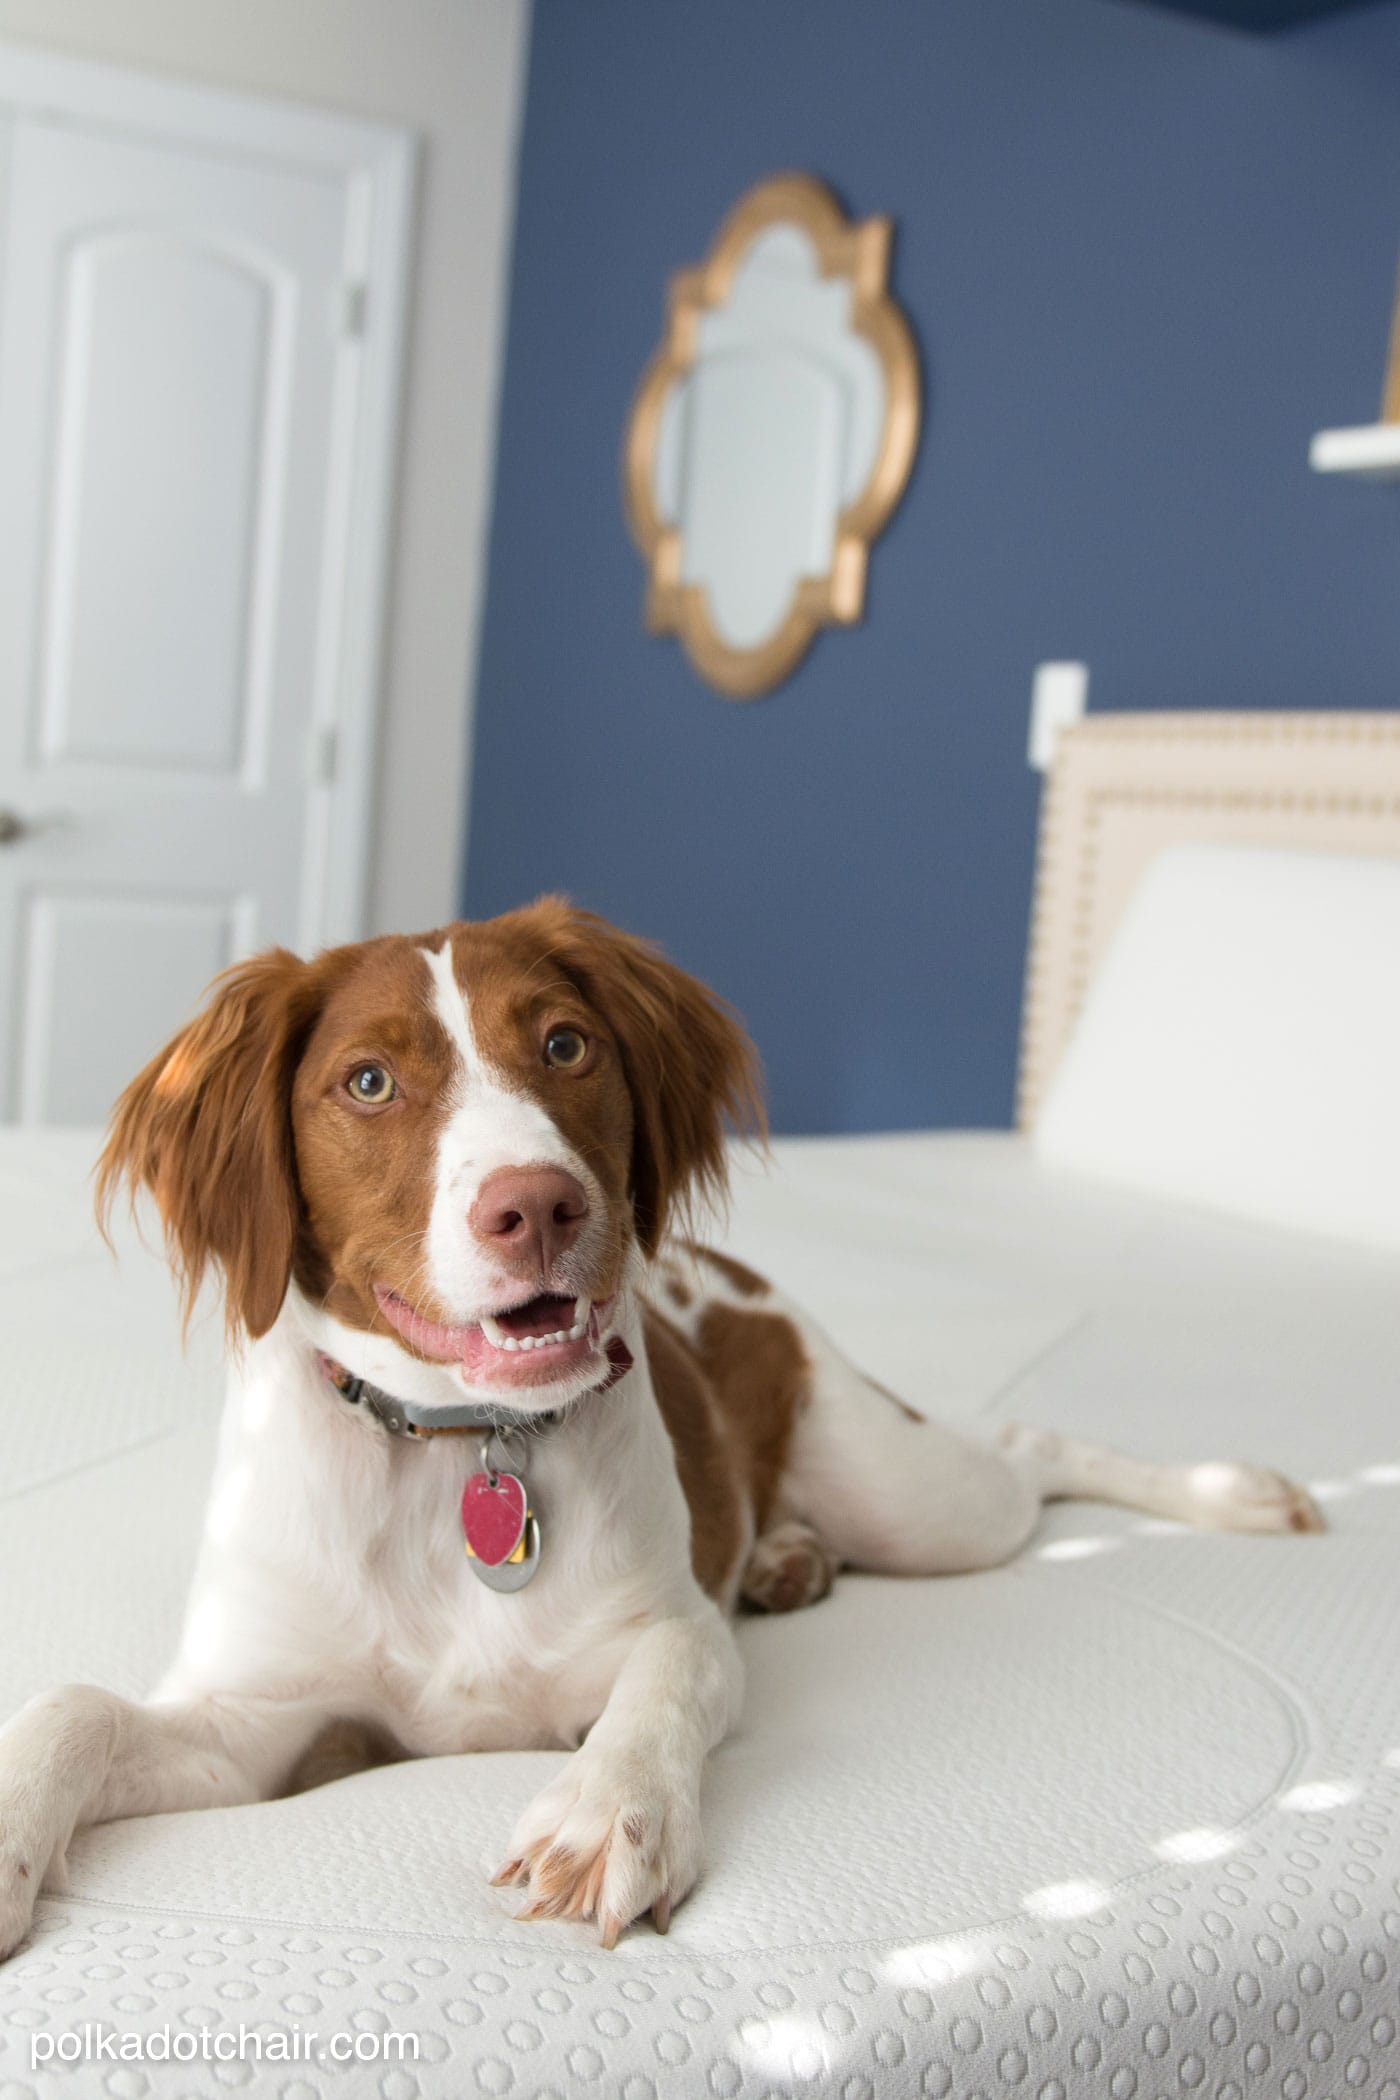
[993,1422,1323,1536]
[775,1309,1322,1579]
[776,1317,1045,1578]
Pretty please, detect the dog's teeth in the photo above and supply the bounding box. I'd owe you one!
[562,1298,590,1342]
[481,1301,590,1352]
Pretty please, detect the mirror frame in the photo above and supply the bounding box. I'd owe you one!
[623,172,921,699]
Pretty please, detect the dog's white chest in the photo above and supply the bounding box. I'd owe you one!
[359,1539,628,1755]
[193,1362,685,1757]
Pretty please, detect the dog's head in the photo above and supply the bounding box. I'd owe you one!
[97,899,761,1412]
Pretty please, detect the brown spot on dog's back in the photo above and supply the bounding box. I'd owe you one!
[687,1244,769,1298]
[694,1301,810,1534]
[645,1307,747,1601]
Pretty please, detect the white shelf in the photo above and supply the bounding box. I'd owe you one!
[1309,422,1400,480]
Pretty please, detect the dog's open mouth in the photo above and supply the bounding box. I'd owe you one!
[374,1285,614,1388]
[479,1292,589,1353]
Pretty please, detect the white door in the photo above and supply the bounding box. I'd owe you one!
[0,64,411,1126]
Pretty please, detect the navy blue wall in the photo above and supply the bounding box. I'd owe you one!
[465,0,1400,1135]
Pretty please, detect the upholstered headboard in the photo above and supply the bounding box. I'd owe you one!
[1017,712,1400,1129]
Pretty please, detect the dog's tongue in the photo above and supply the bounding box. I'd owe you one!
[494,1293,577,1338]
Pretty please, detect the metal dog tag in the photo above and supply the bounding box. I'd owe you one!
[468,1507,542,1593]
[461,1440,543,1593]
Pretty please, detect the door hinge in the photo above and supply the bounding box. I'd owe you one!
[340,281,369,338]
[307,724,338,785]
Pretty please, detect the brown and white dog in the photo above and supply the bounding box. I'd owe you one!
[0,899,1322,1958]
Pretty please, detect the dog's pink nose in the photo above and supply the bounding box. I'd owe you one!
[469,1165,589,1274]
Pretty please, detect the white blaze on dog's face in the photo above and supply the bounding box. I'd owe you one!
[98,898,760,1413]
[291,914,642,1407]
[414,940,617,1378]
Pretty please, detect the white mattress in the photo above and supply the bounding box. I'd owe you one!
[2,1128,1398,2098]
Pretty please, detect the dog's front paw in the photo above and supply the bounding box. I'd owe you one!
[0,1801,54,1964]
[491,1748,702,1949]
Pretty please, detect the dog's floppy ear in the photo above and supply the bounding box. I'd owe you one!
[530,898,765,1255]
[96,948,332,1341]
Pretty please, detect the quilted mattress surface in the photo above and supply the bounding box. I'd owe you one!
[1,1127,1398,2100]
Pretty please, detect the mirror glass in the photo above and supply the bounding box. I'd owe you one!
[653,225,884,652]
[625,175,920,698]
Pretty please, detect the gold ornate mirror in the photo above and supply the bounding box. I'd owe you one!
[623,173,921,699]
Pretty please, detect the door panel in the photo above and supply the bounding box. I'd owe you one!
[17,892,248,1124]
[41,232,287,776]
[0,113,349,1124]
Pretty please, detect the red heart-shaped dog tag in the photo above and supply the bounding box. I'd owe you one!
[461,1470,527,1567]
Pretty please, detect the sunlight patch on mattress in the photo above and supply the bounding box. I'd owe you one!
[733,2012,831,2083]
[879,1933,1000,1987]
[1277,1780,1359,1813]
[1152,1825,1241,1863]
[1021,1878,1112,1920]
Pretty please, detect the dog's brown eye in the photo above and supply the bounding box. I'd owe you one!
[347,1063,396,1105]
[544,1027,588,1071]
